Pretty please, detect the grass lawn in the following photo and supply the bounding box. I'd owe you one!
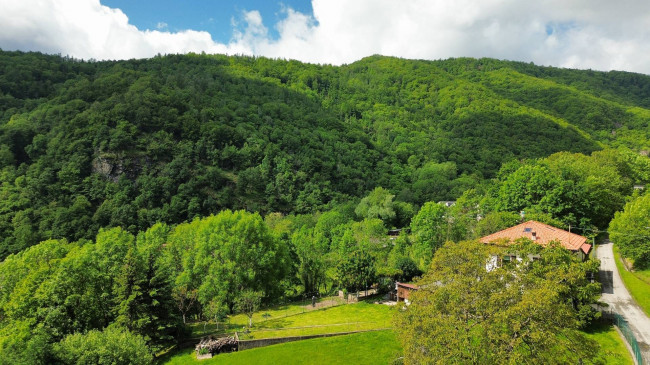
[189,296,346,337]
[190,301,393,340]
[582,322,633,365]
[634,269,650,283]
[161,300,631,364]
[613,245,650,317]
[162,324,630,365]
[161,330,401,365]
[237,301,393,340]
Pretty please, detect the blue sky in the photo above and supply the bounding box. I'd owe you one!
[100,0,314,42]
[1,1,650,74]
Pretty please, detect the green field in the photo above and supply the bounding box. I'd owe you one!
[583,322,634,365]
[237,302,393,340]
[162,330,401,365]
[162,299,633,364]
[613,245,650,317]
[189,296,347,337]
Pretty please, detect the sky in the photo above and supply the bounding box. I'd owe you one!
[1,0,650,74]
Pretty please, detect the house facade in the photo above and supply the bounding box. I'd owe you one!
[479,220,592,268]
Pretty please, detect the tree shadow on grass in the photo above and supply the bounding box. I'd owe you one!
[583,320,612,335]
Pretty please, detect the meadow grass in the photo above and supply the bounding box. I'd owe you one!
[163,289,632,364]
[237,301,393,339]
[161,330,401,365]
[613,245,650,317]
[582,322,633,365]
[163,323,631,365]
[188,296,346,337]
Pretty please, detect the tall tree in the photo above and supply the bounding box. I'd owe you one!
[235,290,263,328]
[609,193,650,268]
[114,223,181,350]
[336,249,376,295]
[396,240,601,364]
[175,210,288,312]
[355,187,396,226]
[409,202,448,269]
[291,226,327,294]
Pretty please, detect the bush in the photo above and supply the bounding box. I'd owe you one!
[53,325,152,365]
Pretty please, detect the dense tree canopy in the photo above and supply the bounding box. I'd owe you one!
[609,192,650,268]
[0,51,649,257]
[53,326,152,365]
[168,210,288,312]
[396,240,602,364]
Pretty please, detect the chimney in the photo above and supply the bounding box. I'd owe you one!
[531,231,537,241]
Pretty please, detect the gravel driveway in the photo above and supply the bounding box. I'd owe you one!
[598,240,650,363]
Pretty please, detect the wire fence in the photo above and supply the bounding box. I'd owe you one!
[256,294,347,318]
[189,294,349,338]
[602,311,644,364]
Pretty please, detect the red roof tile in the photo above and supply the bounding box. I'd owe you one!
[479,220,590,255]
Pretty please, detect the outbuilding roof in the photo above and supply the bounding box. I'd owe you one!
[396,282,419,290]
[479,220,591,255]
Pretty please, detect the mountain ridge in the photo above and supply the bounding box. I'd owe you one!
[0,50,648,257]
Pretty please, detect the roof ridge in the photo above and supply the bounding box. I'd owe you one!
[479,219,589,254]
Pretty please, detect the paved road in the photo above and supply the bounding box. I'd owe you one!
[598,240,650,363]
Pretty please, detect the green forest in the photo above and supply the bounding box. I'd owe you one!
[0,50,649,363]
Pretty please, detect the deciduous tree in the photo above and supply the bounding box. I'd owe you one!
[609,193,650,268]
[396,240,600,364]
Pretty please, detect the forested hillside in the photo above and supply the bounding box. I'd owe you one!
[0,50,649,258]
[1,50,650,363]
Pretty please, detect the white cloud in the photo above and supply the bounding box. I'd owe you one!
[1,0,650,74]
[156,22,168,30]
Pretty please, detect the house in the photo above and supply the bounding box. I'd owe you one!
[479,220,592,263]
[394,282,419,304]
[634,184,645,190]
[438,201,456,207]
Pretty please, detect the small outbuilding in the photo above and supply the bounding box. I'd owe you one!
[395,282,419,304]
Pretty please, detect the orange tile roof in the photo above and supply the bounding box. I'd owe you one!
[479,220,591,255]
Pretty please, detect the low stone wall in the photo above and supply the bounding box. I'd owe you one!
[237,329,386,351]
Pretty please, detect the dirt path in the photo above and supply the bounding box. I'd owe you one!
[598,240,650,363]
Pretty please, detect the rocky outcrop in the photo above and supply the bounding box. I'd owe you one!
[91,154,148,182]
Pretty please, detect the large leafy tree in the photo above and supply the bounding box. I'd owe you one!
[355,187,396,226]
[609,192,650,268]
[291,226,328,294]
[409,202,448,269]
[336,249,376,294]
[396,240,601,364]
[174,210,288,312]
